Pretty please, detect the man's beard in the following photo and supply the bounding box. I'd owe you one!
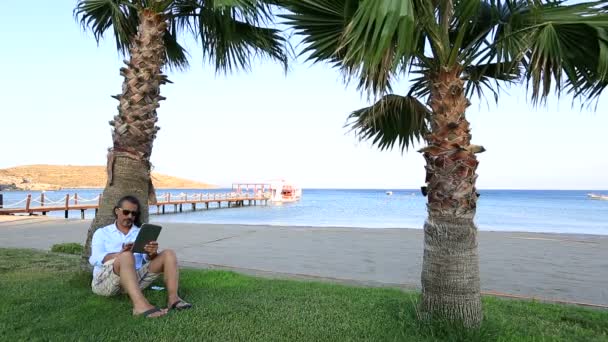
[123,219,133,227]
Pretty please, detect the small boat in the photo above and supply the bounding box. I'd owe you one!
[587,193,608,200]
[386,191,393,196]
[269,180,302,204]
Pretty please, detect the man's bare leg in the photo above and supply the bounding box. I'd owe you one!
[114,252,167,317]
[148,249,184,307]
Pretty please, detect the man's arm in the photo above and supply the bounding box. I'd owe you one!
[89,230,107,267]
[89,230,131,266]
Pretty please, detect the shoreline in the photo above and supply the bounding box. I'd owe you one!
[2,189,605,236]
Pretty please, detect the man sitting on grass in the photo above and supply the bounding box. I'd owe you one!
[89,195,192,318]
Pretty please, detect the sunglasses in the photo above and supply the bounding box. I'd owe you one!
[118,208,139,217]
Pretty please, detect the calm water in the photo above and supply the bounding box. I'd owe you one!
[1,189,607,235]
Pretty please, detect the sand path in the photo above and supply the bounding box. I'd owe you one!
[1,217,606,306]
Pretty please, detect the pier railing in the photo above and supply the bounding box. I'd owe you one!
[0,191,270,218]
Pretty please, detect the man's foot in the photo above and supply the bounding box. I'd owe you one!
[169,299,193,311]
[133,306,168,318]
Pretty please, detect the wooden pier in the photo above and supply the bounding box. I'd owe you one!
[0,192,269,219]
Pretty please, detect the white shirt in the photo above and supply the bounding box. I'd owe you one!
[89,222,148,277]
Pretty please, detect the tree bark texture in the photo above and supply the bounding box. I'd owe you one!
[419,66,482,327]
[81,9,168,270]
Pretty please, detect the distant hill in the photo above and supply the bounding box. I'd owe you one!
[0,165,215,191]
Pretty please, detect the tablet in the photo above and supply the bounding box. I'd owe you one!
[131,223,162,253]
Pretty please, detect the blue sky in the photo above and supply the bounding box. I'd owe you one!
[1,1,607,189]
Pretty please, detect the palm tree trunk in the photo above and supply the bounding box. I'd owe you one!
[81,9,169,270]
[419,66,482,327]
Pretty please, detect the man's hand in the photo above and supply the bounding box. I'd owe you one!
[121,242,134,253]
[144,241,159,259]
[102,242,134,263]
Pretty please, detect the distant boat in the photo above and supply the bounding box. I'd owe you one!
[386,191,393,196]
[269,180,302,204]
[587,193,608,201]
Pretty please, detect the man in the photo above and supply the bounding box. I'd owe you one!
[89,195,192,318]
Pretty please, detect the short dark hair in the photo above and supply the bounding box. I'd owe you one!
[114,195,142,226]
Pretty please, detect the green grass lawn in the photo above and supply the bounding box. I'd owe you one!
[1,248,607,341]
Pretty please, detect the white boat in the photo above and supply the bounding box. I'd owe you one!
[386,191,393,196]
[269,180,302,203]
[588,193,608,200]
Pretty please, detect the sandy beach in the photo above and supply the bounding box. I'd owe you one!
[0,216,606,307]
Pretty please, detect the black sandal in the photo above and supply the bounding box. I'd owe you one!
[136,307,166,318]
[170,300,193,310]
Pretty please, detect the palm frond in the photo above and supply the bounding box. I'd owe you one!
[282,0,422,94]
[282,0,608,111]
[172,0,199,34]
[74,0,138,55]
[476,1,608,105]
[280,0,358,67]
[175,0,288,72]
[198,9,287,72]
[449,1,491,61]
[212,0,274,22]
[163,23,190,71]
[456,1,529,67]
[464,62,521,102]
[346,94,430,153]
[525,21,608,104]
[413,0,446,65]
[340,0,417,93]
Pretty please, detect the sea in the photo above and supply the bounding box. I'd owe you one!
[1,189,607,235]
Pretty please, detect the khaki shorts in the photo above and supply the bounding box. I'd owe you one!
[91,259,160,297]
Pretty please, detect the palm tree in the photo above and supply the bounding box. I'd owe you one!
[75,0,287,269]
[281,0,608,326]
